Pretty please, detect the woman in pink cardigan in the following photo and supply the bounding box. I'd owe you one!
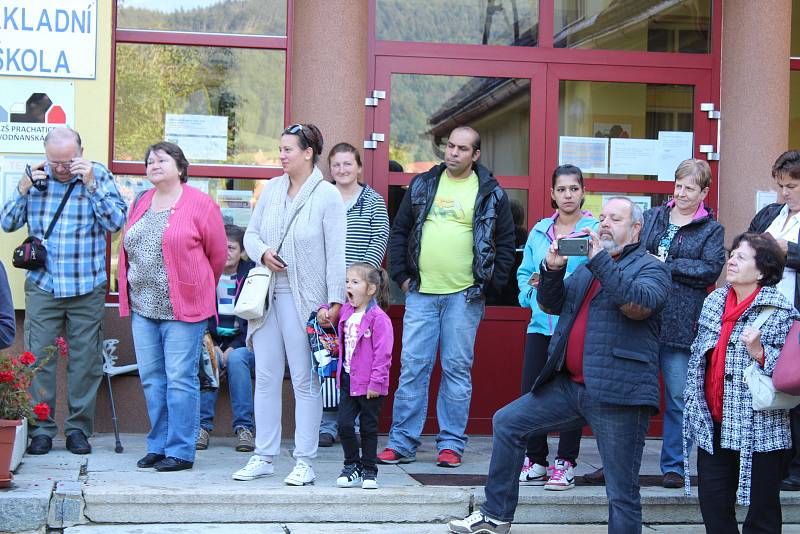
[118,141,226,472]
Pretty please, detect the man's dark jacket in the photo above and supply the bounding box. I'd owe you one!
[749,202,800,310]
[207,259,255,350]
[640,203,725,350]
[388,162,516,300]
[535,244,671,411]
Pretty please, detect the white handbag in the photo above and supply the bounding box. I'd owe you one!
[233,266,273,320]
[233,180,321,321]
[742,306,800,411]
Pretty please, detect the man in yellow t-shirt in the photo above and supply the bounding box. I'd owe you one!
[381,126,516,468]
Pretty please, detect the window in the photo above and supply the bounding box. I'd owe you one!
[376,0,539,46]
[554,0,711,53]
[110,0,290,297]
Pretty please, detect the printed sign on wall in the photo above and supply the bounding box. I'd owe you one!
[0,1,98,79]
[0,79,75,153]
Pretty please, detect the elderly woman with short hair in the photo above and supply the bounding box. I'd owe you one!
[639,158,725,488]
[683,232,798,534]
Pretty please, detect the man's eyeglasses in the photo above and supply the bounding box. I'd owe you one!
[285,123,311,147]
[47,160,74,169]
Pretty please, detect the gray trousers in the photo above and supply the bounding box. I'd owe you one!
[252,288,322,463]
[24,279,106,438]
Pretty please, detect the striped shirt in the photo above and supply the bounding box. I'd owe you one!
[345,185,389,268]
[1,162,127,298]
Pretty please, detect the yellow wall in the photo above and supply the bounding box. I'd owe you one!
[0,5,112,308]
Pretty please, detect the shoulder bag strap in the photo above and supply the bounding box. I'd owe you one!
[751,305,778,331]
[43,181,77,240]
[275,179,322,254]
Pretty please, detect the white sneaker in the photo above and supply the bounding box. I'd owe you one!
[448,511,511,533]
[284,460,315,486]
[361,470,378,490]
[519,457,549,486]
[544,458,575,491]
[232,455,274,481]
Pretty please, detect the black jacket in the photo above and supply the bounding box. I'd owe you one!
[207,259,255,350]
[388,162,516,300]
[640,203,725,350]
[749,203,800,309]
[536,244,671,411]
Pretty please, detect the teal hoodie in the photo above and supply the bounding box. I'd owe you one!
[517,212,599,335]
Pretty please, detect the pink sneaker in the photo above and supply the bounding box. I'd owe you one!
[544,459,575,491]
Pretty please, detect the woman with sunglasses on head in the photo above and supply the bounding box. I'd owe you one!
[516,164,598,490]
[233,123,346,486]
[318,142,389,448]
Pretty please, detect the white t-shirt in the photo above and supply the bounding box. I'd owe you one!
[343,311,365,373]
[765,204,800,304]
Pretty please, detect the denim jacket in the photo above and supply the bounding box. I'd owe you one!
[335,300,394,396]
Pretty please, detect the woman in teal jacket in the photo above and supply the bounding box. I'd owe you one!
[516,164,598,491]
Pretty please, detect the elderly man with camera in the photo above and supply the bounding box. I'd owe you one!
[1,127,127,455]
[449,197,671,534]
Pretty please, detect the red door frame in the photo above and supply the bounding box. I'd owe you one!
[366,0,723,436]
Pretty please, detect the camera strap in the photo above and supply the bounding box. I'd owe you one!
[43,181,77,241]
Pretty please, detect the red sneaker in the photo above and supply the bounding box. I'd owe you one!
[437,449,462,468]
[377,448,416,464]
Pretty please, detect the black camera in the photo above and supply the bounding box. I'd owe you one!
[26,164,47,192]
[557,236,590,256]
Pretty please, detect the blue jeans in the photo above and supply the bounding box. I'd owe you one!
[659,345,691,476]
[132,313,206,463]
[481,375,650,534]
[200,347,255,432]
[386,290,484,456]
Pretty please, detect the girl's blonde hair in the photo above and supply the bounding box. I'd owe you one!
[348,262,390,311]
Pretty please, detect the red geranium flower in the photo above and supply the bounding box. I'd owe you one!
[56,337,68,358]
[0,371,14,383]
[32,402,50,421]
[20,351,36,365]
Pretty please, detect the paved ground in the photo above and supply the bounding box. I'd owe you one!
[3,433,800,532]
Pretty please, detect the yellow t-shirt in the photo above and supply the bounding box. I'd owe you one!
[418,170,479,294]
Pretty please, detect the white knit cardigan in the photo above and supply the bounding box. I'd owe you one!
[244,167,346,348]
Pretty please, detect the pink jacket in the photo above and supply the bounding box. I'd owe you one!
[335,301,394,396]
[117,184,227,322]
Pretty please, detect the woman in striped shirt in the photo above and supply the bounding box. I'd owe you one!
[318,142,390,447]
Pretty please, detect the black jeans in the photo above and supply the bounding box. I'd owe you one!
[337,371,383,472]
[697,423,784,534]
[520,333,582,465]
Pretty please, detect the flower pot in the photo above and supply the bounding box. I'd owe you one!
[0,419,22,488]
[10,418,27,472]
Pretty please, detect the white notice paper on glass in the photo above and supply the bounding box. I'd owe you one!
[756,190,778,212]
[558,136,609,174]
[609,139,660,175]
[657,131,694,181]
[164,114,228,161]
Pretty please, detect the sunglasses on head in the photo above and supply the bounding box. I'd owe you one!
[285,123,311,147]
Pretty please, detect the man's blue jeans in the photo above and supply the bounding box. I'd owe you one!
[200,347,255,432]
[481,375,650,534]
[386,289,484,456]
[659,345,691,476]
[132,313,205,463]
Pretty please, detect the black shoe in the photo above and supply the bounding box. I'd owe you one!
[65,431,92,454]
[154,456,194,472]
[781,476,800,491]
[318,432,335,447]
[663,472,683,489]
[583,467,605,485]
[26,435,52,455]
[137,453,166,469]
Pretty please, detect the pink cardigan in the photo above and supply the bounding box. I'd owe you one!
[118,184,227,322]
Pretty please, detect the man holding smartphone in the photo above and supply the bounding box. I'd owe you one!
[381,126,516,468]
[1,127,127,456]
[450,197,671,534]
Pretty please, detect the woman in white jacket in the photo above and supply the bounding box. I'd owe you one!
[233,123,346,485]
